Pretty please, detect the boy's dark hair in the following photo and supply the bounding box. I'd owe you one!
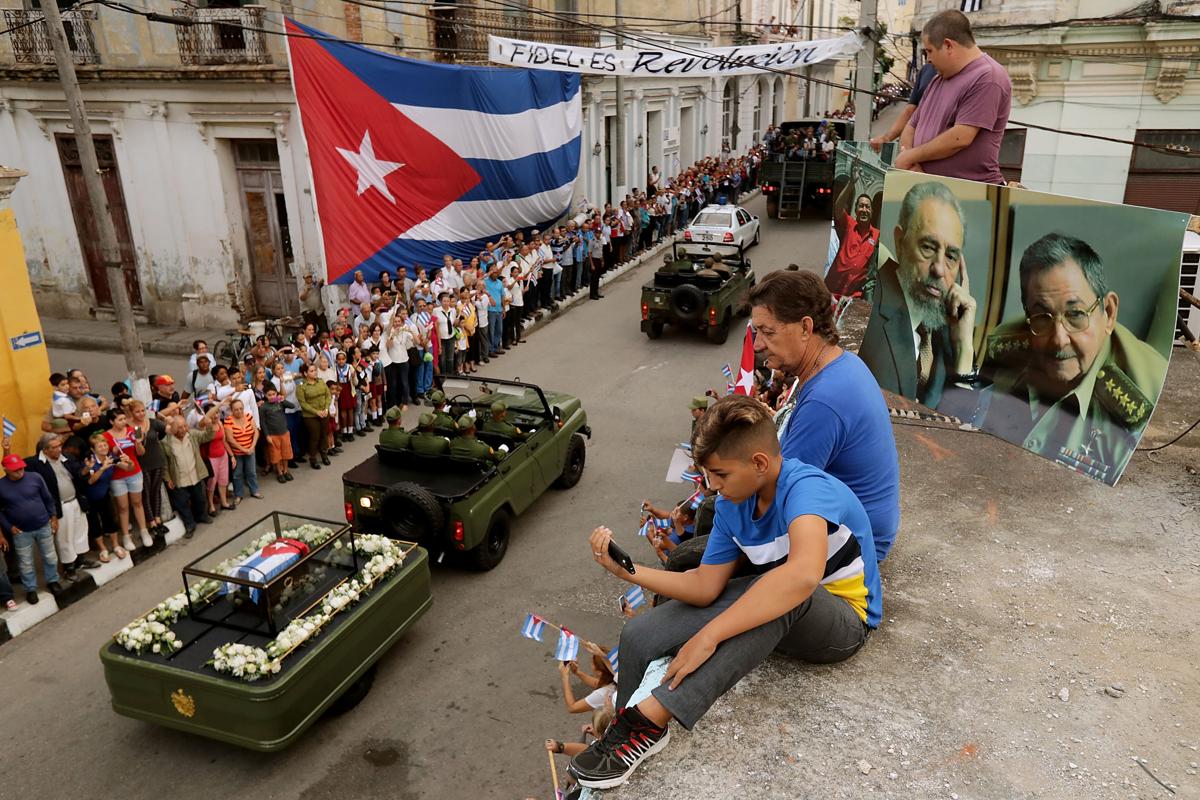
[691,395,780,466]
[110,381,129,397]
[192,339,206,350]
[50,372,68,386]
[748,270,839,344]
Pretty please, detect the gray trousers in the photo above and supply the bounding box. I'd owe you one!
[616,575,868,729]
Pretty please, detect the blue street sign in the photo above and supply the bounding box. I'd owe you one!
[9,330,43,350]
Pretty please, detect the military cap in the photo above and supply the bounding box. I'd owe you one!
[49,417,71,432]
[418,412,435,427]
[690,396,710,410]
[490,400,507,414]
[430,389,446,405]
[384,406,403,422]
[457,414,476,430]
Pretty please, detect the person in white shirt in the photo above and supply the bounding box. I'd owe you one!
[434,292,459,378]
[474,288,492,363]
[504,264,525,347]
[384,311,413,410]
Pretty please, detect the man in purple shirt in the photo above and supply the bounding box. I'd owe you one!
[896,10,1011,184]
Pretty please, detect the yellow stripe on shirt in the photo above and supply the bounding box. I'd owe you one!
[823,573,869,623]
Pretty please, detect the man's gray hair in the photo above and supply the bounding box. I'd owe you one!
[897,180,966,235]
[1018,232,1107,309]
[37,432,59,452]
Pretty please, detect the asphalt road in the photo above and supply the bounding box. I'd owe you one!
[11,192,833,800]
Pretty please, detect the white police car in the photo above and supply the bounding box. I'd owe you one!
[679,204,761,257]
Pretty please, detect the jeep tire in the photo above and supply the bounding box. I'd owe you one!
[669,283,705,322]
[326,665,376,716]
[554,434,587,489]
[380,482,444,539]
[467,509,511,571]
[645,320,664,339]
[706,316,730,344]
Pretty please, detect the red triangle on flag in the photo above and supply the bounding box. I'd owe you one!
[287,21,481,280]
[733,324,756,395]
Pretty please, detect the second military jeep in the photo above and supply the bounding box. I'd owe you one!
[639,242,755,344]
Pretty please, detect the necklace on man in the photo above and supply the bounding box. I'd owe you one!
[797,341,829,388]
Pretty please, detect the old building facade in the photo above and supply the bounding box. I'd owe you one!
[0,0,853,327]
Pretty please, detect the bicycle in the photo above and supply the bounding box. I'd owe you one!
[264,315,303,347]
[213,328,254,367]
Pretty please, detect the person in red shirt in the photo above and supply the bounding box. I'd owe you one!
[102,406,153,550]
[825,169,879,298]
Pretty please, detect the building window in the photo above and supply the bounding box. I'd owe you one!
[1124,129,1200,215]
[773,76,784,126]
[999,128,1026,183]
[722,82,733,142]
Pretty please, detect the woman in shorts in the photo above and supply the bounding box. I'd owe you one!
[103,408,152,550]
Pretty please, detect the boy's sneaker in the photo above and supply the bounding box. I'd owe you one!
[567,705,669,789]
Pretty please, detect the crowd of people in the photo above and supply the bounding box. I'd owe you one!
[0,147,768,613]
[762,121,843,162]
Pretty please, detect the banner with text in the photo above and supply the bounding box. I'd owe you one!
[488,32,864,76]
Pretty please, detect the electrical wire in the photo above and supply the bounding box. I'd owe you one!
[0,0,96,36]
[1137,416,1200,452]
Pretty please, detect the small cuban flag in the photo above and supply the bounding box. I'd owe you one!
[686,489,705,511]
[721,363,733,380]
[623,584,646,610]
[555,627,580,662]
[607,646,620,675]
[1,416,15,438]
[520,612,546,642]
[681,468,705,485]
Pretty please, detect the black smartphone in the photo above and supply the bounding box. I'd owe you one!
[608,539,636,575]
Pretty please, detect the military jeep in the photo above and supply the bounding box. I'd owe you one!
[341,377,589,570]
[639,242,755,344]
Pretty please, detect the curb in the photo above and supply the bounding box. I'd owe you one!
[43,331,199,358]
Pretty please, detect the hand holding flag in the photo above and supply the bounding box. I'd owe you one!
[554,627,580,662]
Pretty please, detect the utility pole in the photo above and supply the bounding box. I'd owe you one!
[853,0,878,140]
[613,0,627,201]
[41,0,148,399]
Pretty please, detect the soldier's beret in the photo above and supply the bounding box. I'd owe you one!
[491,400,508,414]
[384,406,403,422]
[418,412,435,427]
[430,389,446,404]
[690,396,710,410]
[457,414,476,429]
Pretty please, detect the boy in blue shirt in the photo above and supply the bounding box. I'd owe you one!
[571,395,881,790]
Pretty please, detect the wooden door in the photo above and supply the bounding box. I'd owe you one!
[55,134,143,308]
[237,167,296,318]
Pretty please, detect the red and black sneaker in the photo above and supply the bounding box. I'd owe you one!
[566,705,670,789]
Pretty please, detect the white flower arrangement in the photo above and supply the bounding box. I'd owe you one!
[116,618,181,656]
[210,642,277,681]
[210,534,409,682]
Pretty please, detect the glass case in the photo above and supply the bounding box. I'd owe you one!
[182,512,356,637]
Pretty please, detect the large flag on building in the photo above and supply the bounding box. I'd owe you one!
[285,21,581,283]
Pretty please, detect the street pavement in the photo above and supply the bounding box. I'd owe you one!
[10,192,833,800]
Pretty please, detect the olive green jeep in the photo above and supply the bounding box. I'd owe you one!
[639,242,755,344]
[341,377,589,570]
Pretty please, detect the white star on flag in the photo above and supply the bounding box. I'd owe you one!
[337,130,404,203]
[735,367,755,395]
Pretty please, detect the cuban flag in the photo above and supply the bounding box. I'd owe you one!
[607,646,620,675]
[222,538,310,600]
[685,489,705,511]
[285,21,581,283]
[721,363,733,380]
[554,627,580,662]
[2,416,16,438]
[520,612,547,642]
[733,323,756,395]
[680,468,705,485]
[623,585,646,610]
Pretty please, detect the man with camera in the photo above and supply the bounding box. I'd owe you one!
[299,272,328,333]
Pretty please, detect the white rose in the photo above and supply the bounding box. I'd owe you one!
[152,644,161,653]
[246,662,258,673]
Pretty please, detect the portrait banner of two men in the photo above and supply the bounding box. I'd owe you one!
[855,169,1189,486]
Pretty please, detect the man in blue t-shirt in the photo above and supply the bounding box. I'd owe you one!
[750,270,901,561]
[570,396,881,790]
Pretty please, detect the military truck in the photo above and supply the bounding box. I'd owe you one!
[639,242,754,344]
[342,377,589,570]
[760,119,854,219]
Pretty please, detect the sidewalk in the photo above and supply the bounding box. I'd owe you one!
[43,316,227,357]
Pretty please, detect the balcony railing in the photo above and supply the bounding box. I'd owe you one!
[173,5,269,66]
[3,8,99,65]
[427,5,598,64]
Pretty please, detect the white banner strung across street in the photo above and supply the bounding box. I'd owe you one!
[488,32,864,76]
